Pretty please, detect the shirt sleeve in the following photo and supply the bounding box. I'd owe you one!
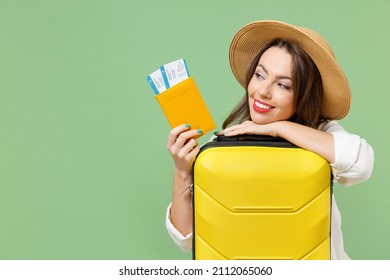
[320,121,375,186]
[165,203,193,251]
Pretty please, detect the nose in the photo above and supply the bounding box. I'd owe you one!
[257,80,272,99]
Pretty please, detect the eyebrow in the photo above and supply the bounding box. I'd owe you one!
[257,64,292,81]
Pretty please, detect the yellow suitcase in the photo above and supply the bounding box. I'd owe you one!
[193,135,332,260]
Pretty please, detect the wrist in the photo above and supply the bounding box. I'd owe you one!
[174,169,193,182]
[272,120,290,138]
[173,169,193,198]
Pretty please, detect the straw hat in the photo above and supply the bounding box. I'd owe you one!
[229,20,351,120]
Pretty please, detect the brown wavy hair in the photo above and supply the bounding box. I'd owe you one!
[222,39,325,129]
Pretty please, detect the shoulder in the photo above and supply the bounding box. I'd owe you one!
[321,121,375,186]
[318,120,346,133]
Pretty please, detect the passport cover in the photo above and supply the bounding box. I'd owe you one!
[155,77,216,134]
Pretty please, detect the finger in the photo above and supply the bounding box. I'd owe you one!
[168,129,202,157]
[167,124,191,149]
[225,126,254,137]
[178,138,198,159]
[174,129,203,148]
[224,128,247,136]
[222,121,257,136]
[184,143,201,162]
[219,123,245,135]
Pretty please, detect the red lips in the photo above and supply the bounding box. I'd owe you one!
[253,99,274,113]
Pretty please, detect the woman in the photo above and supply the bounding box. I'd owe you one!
[165,20,374,259]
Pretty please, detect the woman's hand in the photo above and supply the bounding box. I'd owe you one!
[167,124,203,177]
[218,120,278,137]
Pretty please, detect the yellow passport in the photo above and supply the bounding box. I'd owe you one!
[155,77,216,134]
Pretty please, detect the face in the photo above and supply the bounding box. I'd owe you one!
[248,46,295,125]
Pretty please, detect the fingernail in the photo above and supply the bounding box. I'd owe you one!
[185,124,190,128]
[197,130,203,134]
[224,132,229,136]
[213,131,220,135]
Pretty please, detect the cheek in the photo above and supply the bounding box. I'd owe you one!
[283,96,296,115]
[245,84,251,98]
[247,79,256,95]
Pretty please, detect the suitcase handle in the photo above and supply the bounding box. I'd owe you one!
[199,135,297,152]
[216,134,287,143]
[213,134,297,148]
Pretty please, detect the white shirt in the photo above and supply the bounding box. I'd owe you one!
[165,121,375,260]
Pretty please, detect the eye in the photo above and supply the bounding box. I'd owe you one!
[278,82,292,91]
[254,72,265,80]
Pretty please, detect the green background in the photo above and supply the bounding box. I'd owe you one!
[0,0,389,260]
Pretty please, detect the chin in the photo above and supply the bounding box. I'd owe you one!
[250,114,289,125]
[250,117,275,125]
[253,120,275,125]
[249,113,270,124]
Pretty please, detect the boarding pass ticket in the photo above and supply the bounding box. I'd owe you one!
[147,58,190,94]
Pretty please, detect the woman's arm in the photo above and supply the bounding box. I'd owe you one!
[166,124,202,236]
[219,120,374,186]
[220,120,335,163]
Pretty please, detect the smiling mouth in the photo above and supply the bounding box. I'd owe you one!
[254,100,274,112]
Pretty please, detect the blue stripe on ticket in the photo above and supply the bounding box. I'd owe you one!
[147,58,190,95]
[183,58,190,77]
[146,75,159,94]
[160,66,171,89]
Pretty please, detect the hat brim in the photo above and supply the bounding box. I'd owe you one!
[229,20,351,120]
